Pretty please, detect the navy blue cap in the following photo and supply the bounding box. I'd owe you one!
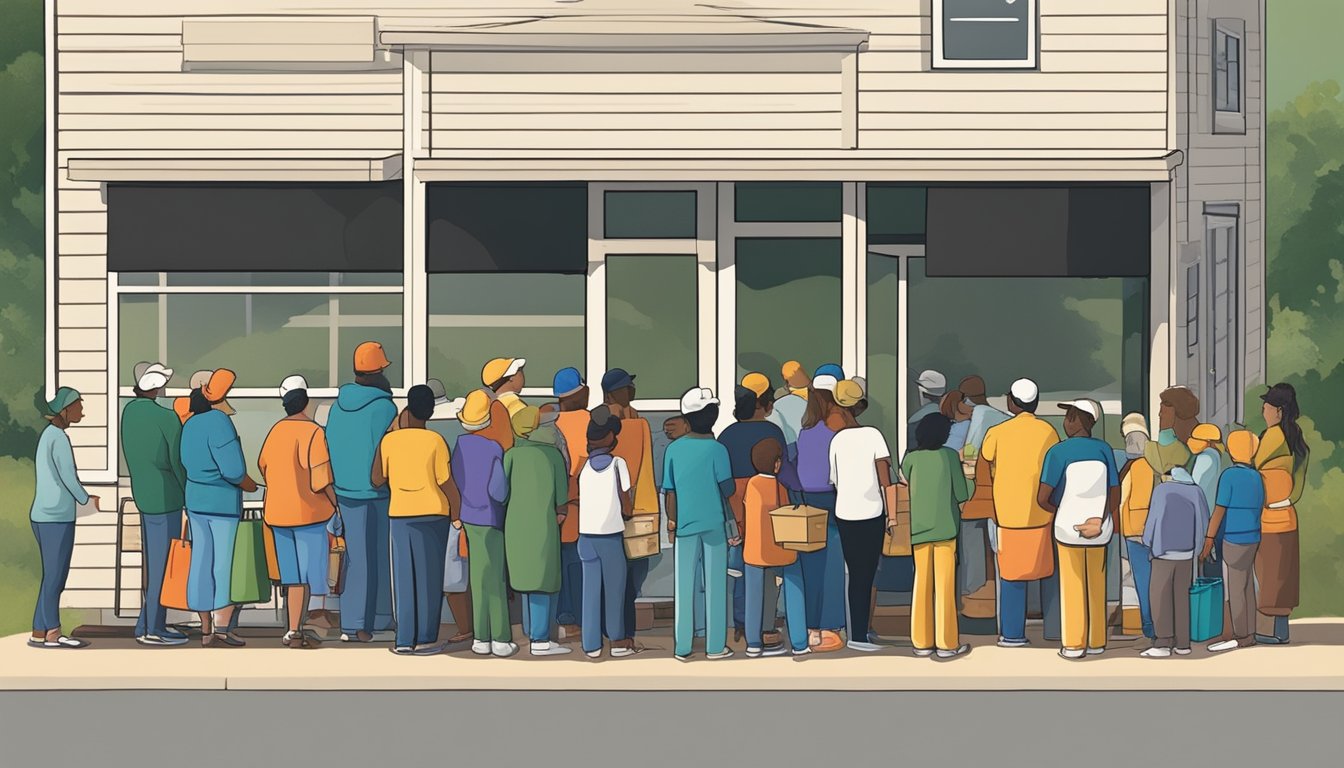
[552,367,585,398]
[601,368,636,394]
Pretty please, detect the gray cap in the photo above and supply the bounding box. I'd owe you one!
[132,361,152,384]
[426,378,449,405]
[916,370,946,396]
[851,376,867,396]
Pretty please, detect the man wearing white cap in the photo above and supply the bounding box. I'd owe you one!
[1037,397,1121,659]
[907,370,946,448]
[664,387,737,660]
[121,361,189,645]
[977,378,1060,648]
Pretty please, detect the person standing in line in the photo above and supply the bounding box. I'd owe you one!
[829,379,895,654]
[939,389,973,453]
[907,370,947,449]
[956,375,1008,610]
[325,342,398,643]
[1145,387,1198,475]
[550,367,590,641]
[173,369,216,424]
[454,389,515,657]
[180,369,258,647]
[1188,423,1231,577]
[902,413,971,659]
[793,367,850,652]
[28,387,98,649]
[1038,398,1120,660]
[769,361,810,460]
[600,368,659,647]
[372,385,458,656]
[481,357,527,444]
[1202,429,1265,652]
[742,439,808,657]
[1139,467,1209,658]
[1252,383,1310,645]
[978,378,1060,649]
[1117,413,1159,641]
[960,375,1011,454]
[258,375,337,649]
[504,406,573,656]
[121,362,189,646]
[664,415,690,442]
[422,378,474,645]
[665,387,736,660]
[577,406,638,658]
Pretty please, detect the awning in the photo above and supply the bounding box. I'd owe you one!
[66,155,403,183]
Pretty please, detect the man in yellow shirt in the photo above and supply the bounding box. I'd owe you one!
[372,385,461,656]
[978,378,1059,647]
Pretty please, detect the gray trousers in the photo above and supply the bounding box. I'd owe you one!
[1151,558,1194,649]
[1223,541,1259,640]
[957,519,989,596]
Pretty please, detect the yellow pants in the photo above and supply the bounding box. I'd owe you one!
[1058,544,1107,651]
[912,540,959,652]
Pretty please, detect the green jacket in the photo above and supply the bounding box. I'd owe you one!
[502,438,569,593]
[901,447,969,546]
[120,398,187,515]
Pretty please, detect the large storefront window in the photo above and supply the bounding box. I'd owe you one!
[735,238,842,380]
[607,254,698,400]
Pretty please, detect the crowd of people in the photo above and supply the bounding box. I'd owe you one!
[27,340,1311,662]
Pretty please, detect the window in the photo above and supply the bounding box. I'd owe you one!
[867,185,927,244]
[735,238,842,381]
[1213,19,1247,134]
[606,254,698,400]
[735,182,842,223]
[933,0,1038,70]
[1185,263,1200,358]
[604,191,697,239]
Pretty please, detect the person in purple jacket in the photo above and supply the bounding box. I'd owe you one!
[1140,466,1210,658]
[793,364,848,653]
[453,390,515,658]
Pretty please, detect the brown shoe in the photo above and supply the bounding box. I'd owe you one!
[813,630,845,653]
[559,624,581,641]
[761,629,782,647]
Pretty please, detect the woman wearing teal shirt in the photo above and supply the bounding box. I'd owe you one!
[29,387,97,649]
[180,370,257,647]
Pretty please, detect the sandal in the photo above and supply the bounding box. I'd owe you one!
[29,635,89,649]
[211,632,246,647]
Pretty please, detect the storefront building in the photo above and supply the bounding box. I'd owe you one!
[46,0,1266,621]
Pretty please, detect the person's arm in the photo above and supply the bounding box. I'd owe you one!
[210,420,250,489]
[551,449,569,525]
[1037,447,1060,514]
[1203,505,1226,562]
[632,423,658,515]
[437,442,461,522]
[1037,482,1057,515]
[309,429,335,496]
[166,418,188,492]
[950,451,970,505]
[665,490,678,532]
[619,459,634,521]
[370,442,387,489]
[53,431,92,507]
[488,453,509,504]
[875,457,894,489]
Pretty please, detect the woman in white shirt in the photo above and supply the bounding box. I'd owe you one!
[577,406,636,659]
[827,380,895,653]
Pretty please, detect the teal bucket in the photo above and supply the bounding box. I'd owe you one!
[1190,577,1225,643]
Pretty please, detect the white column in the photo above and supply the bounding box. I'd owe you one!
[403,50,428,387]
[896,255,909,461]
[1149,180,1175,421]
[713,182,734,432]
[841,182,861,378]
[585,185,606,409]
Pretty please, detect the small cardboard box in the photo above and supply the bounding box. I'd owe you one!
[624,533,660,560]
[882,484,912,557]
[624,516,658,538]
[652,599,675,621]
[634,601,655,632]
[769,504,828,553]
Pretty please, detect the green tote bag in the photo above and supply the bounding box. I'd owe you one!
[231,513,272,605]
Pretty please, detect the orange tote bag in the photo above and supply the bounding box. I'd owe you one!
[160,516,192,612]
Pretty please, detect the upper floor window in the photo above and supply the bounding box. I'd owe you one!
[1213,18,1247,134]
[933,0,1037,70]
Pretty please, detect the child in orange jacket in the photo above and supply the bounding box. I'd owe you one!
[743,439,810,656]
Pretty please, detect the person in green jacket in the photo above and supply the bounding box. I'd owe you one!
[503,406,573,656]
[121,362,190,646]
[901,413,970,659]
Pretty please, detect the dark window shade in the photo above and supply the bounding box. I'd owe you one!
[426,183,587,274]
[925,186,1150,277]
[107,182,403,272]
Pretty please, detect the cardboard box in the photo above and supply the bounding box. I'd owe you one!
[624,516,658,538]
[882,484,912,557]
[871,604,911,638]
[624,533,660,560]
[769,504,828,552]
[634,601,655,632]
[652,599,674,621]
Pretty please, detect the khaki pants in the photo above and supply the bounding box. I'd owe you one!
[1150,558,1193,650]
[912,540,959,652]
[1223,541,1259,640]
[1058,544,1107,651]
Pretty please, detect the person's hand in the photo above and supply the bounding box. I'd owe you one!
[728,536,742,547]
[452,519,463,530]
[239,476,259,493]
[1073,518,1104,539]
[667,520,677,534]
[556,513,567,526]
[1199,538,1215,563]
[87,495,101,511]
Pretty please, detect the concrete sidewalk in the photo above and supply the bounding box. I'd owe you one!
[5,619,1343,692]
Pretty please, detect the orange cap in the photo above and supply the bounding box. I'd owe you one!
[354,341,392,374]
[202,368,236,403]
[741,372,771,398]
[1227,430,1257,464]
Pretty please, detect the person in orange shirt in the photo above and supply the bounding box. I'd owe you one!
[743,439,809,656]
[601,368,659,645]
[550,366,590,639]
[1117,412,1159,640]
[1252,383,1310,645]
[258,375,337,649]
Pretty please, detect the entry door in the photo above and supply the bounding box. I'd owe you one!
[1205,215,1239,429]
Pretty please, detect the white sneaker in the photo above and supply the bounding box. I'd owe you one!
[588,650,604,659]
[1207,639,1240,653]
[936,644,970,659]
[471,640,491,655]
[1174,647,1192,656]
[913,648,935,657]
[997,637,1030,648]
[760,644,789,657]
[1059,647,1086,659]
[1141,646,1173,658]
[491,641,519,658]
[847,640,882,653]
[1086,647,1105,656]
[530,642,573,657]
[792,647,812,657]
[610,646,637,658]
[137,634,188,647]
[745,646,763,658]
[706,648,735,660]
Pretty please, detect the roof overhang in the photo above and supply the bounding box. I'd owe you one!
[66,155,403,183]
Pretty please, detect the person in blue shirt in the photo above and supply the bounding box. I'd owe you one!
[325,341,399,642]
[665,387,736,660]
[180,369,257,647]
[28,387,97,649]
[1202,429,1266,652]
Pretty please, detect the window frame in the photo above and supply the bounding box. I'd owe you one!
[932,0,1039,71]
[1212,18,1247,135]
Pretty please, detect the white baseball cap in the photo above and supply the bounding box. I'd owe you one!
[916,370,946,396]
[136,362,173,391]
[680,386,719,415]
[279,374,309,398]
[1009,378,1039,403]
[1059,398,1102,422]
[811,374,839,393]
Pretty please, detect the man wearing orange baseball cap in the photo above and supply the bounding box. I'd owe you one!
[326,341,399,641]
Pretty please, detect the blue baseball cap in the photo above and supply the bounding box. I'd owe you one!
[601,368,636,394]
[552,367,585,398]
[814,363,845,380]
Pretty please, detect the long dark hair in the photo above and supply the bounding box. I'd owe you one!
[1263,383,1309,463]
[802,388,837,430]
[189,388,212,415]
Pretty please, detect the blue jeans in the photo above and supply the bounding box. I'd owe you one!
[730,544,746,630]
[613,555,651,639]
[135,510,181,637]
[746,563,805,651]
[31,521,75,633]
[557,541,582,625]
[797,491,845,631]
[998,579,1029,642]
[1125,538,1156,638]
[521,592,558,643]
[186,512,239,613]
[337,497,394,634]
[675,528,728,657]
[579,533,627,653]
[389,516,449,649]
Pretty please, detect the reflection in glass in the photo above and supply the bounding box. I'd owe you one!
[736,239,842,382]
[607,255,697,400]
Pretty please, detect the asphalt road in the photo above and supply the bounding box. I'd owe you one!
[2,691,1340,766]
